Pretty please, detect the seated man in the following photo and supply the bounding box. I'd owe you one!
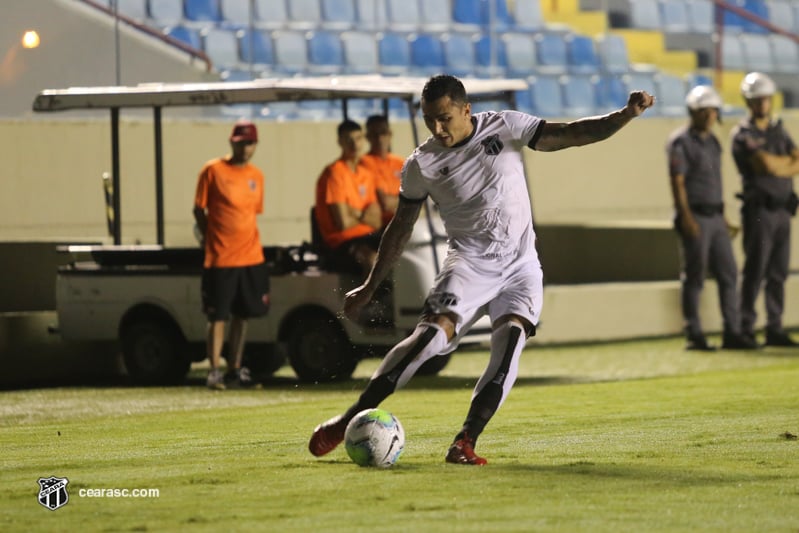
[361,114,405,228]
[315,119,382,275]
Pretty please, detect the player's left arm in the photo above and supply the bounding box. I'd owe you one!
[533,91,655,152]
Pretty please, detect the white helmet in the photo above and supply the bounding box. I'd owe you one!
[740,72,776,99]
[685,85,723,110]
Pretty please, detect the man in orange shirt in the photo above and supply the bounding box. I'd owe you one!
[361,115,405,228]
[315,119,382,275]
[194,119,270,390]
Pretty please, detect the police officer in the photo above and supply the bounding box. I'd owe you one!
[667,85,756,351]
[732,72,799,347]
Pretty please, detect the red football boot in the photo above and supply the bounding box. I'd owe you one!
[445,436,487,466]
[308,415,347,457]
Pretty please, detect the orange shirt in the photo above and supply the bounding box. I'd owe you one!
[315,158,378,249]
[361,152,404,225]
[194,157,264,268]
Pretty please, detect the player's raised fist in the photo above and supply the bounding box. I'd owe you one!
[625,91,655,116]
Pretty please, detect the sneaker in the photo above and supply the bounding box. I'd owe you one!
[225,367,263,389]
[206,368,226,390]
[308,415,348,457]
[685,335,716,352]
[722,332,760,350]
[765,329,798,347]
[445,436,487,466]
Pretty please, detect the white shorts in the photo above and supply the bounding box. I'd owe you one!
[423,250,543,339]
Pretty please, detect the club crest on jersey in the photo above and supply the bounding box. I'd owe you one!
[38,476,69,511]
[481,134,504,156]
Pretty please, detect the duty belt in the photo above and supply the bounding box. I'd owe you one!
[689,203,724,216]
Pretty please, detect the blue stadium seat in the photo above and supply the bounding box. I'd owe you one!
[220,0,253,25]
[659,0,691,33]
[419,0,454,32]
[308,31,344,74]
[741,0,770,34]
[527,74,563,117]
[655,73,687,117]
[503,33,537,78]
[766,0,796,34]
[686,72,713,88]
[567,34,600,74]
[254,0,289,30]
[378,32,411,75]
[202,27,240,69]
[740,33,774,72]
[239,29,274,66]
[354,0,388,30]
[561,75,597,117]
[164,25,202,50]
[629,0,661,29]
[535,32,568,74]
[410,34,446,75]
[770,35,799,74]
[452,0,513,30]
[386,0,421,31]
[686,0,714,33]
[184,0,222,24]
[596,33,630,73]
[475,34,507,77]
[514,88,534,114]
[272,30,309,75]
[512,0,545,32]
[320,0,356,30]
[595,75,628,113]
[442,33,477,77]
[340,31,379,74]
[148,0,184,25]
[452,0,482,27]
[287,0,322,30]
[720,33,745,70]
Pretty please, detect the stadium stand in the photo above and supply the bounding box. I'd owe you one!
[307,31,345,74]
[253,0,289,30]
[148,0,185,26]
[386,0,422,31]
[272,30,309,75]
[201,27,240,69]
[561,74,597,116]
[354,0,388,30]
[184,0,221,25]
[320,0,357,30]
[527,74,564,117]
[164,24,202,49]
[474,34,508,77]
[239,29,274,67]
[566,33,601,74]
[442,32,479,77]
[409,33,447,75]
[378,31,412,75]
[340,31,380,74]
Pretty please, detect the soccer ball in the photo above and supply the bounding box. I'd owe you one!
[344,408,405,468]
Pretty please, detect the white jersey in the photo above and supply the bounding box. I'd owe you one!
[401,110,543,260]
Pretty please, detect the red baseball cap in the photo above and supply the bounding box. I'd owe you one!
[230,119,258,143]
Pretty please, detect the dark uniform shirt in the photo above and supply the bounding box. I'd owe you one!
[731,117,796,202]
[666,125,723,206]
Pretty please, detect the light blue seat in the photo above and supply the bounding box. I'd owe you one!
[443,33,477,77]
[561,75,597,117]
[527,74,563,117]
[239,29,274,66]
[475,34,507,77]
[202,27,241,69]
[287,0,322,30]
[410,34,446,75]
[254,0,289,30]
[113,0,147,21]
[596,33,630,74]
[272,30,309,75]
[596,75,628,113]
[769,34,799,74]
[567,34,600,74]
[355,0,388,30]
[184,0,222,24]
[513,0,544,32]
[378,32,411,75]
[503,32,537,78]
[629,0,662,29]
[419,0,453,32]
[766,0,796,34]
[655,73,687,117]
[740,33,773,72]
[686,0,714,33]
[386,0,421,31]
[720,33,745,71]
[340,31,379,74]
[308,31,344,74]
[659,0,690,33]
[148,0,184,25]
[164,25,202,49]
[220,0,253,26]
[320,0,356,30]
[452,0,513,30]
[535,32,568,74]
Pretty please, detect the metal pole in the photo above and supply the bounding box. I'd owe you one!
[113,0,121,85]
[111,108,121,244]
[154,107,165,245]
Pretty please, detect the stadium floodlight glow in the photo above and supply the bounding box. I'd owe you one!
[22,30,40,49]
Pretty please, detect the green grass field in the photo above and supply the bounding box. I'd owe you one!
[2,336,798,532]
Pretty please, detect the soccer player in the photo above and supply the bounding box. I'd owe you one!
[308,75,654,465]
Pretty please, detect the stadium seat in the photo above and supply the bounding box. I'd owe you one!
[686,0,714,33]
[164,25,202,50]
[184,0,222,24]
[287,0,322,30]
[452,0,482,27]
[503,33,537,78]
[220,0,253,26]
[354,0,388,30]
[475,34,507,77]
[320,0,356,30]
[378,32,411,75]
[113,0,147,21]
[769,35,799,74]
[561,75,597,117]
[308,31,345,74]
[386,0,422,31]
[148,0,184,25]
[686,72,713,88]
[659,0,691,33]
[410,34,446,75]
[741,0,770,34]
[623,71,658,114]
[720,33,746,71]
[239,29,274,66]
[514,88,534,114]
[567,34,600,75]
[766,0,796,34]
[254,0,289,30]
[442,33,477,77]
[272,30,309,75]
[629,0,662,30]
[202,27,241,69]
[595,75,628,113]
[419,0,454,32]
[340,31,379,74]
[739,33,774,72]
[596,33,630,73]
[452,0,513,30]
[513,0,545,32]
[655,73,687,116]
[527,74,563,117]
[535,32,569,74]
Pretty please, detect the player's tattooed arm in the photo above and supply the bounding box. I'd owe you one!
[364,198,423,289]
[534,91,655,152]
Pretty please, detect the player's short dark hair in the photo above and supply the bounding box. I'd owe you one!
[421,75,468,106]
[337,119,361,137]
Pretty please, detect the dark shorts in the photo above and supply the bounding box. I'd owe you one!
[327,231,382,273]
[201,262,270,321]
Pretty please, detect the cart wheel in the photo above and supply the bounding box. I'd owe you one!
[120,320,190,385]
[416,352,452,375]
[286,312,357,382]
[242,344,286,377]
